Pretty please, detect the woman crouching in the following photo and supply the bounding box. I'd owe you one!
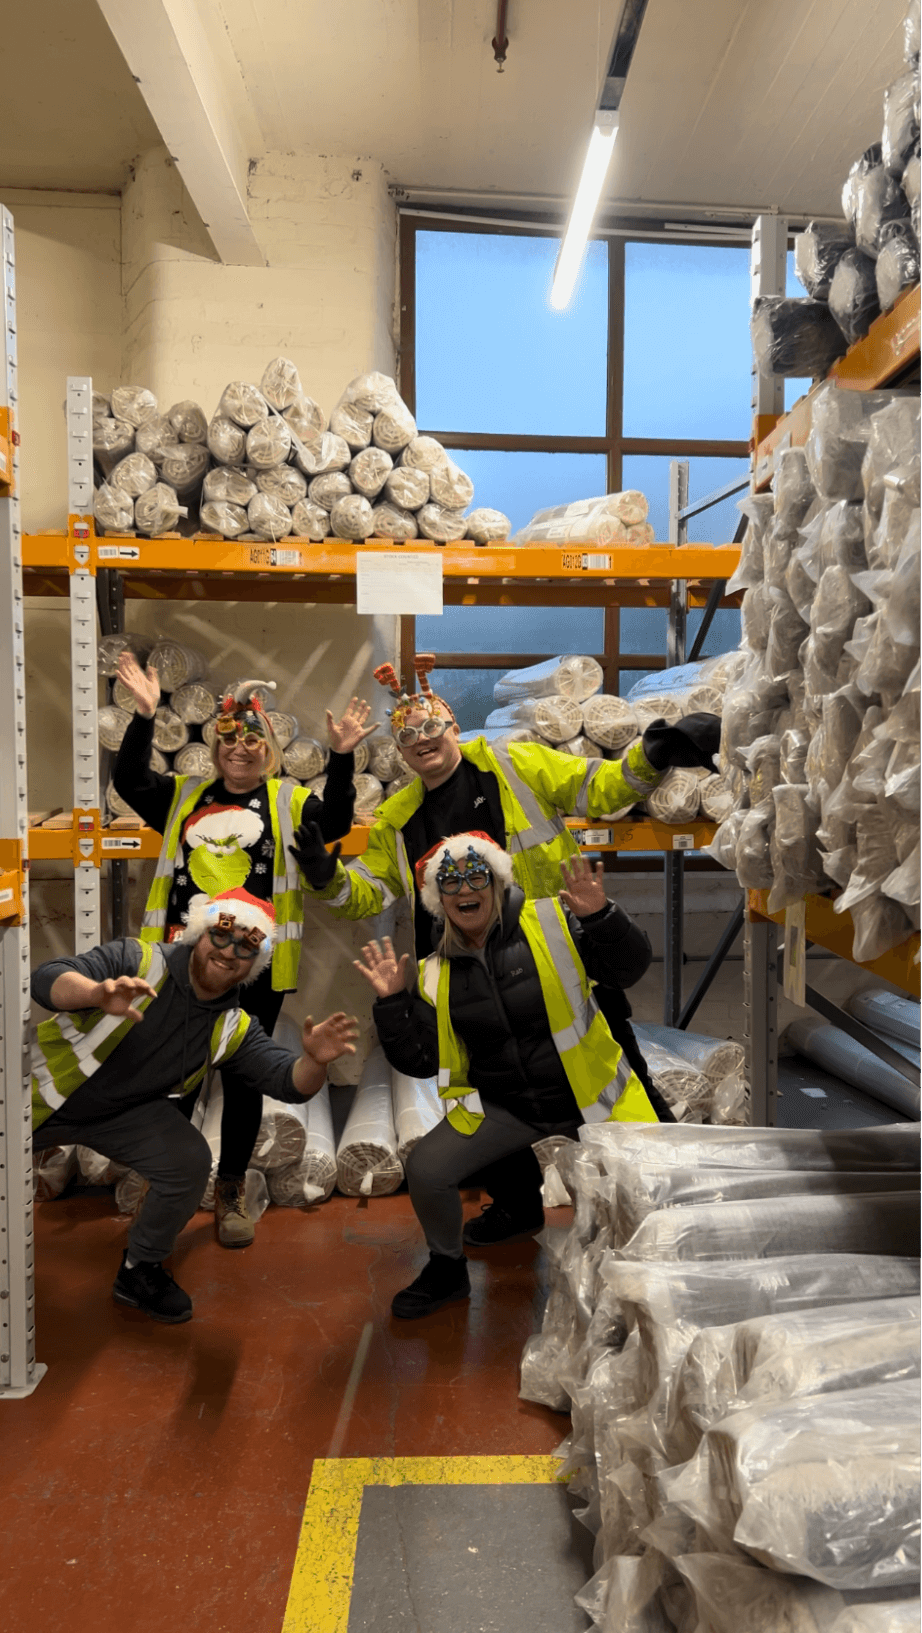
[355,830,663,1320]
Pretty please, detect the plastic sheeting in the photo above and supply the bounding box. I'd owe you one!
[485,695,584,744]
[847,987,921,1047]
[335,1047,404,1196]
[290,498,332,540]
[794,222,855,299]
[580,694,638,751]
[514,491,648,545]
[751,296,847,377]
[785,1015,920,1120]
[618,1190,919,1265]
[493,655,603,705]
[391,1071,445,1164]
[465,507,510,544]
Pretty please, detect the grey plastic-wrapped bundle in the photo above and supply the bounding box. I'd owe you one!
[629,1034,711,1118]
[853,154,912,258]
[767,782,823,912]
[400,435,448,474]
[864,397,922,530]
[341,371,399,415]
[289,498,331,541]
[199,500,248,538]
[646,767,702,825]
[751,295,847,377]
[372,400,417,454]
[697,772,735,822]
[149,640,206,689]
[727,495,775,594]
[392,1072,444,1163]
[110,385,158,428]
[172,743,212,777]
[166,400,208,444]
[160,445,210,496]
[293,430,351,479]
[282,736,326,780]
[134,483,187,536]
[267,1084,338,1205]
[329,400,373,451]
[776,445,818,529]
[495,655,603,706]
[245,416,291,470]
[830,1603,922,1632]
[207,415,247,466]
[256,465,307,507]
[98,704,133,751]
[429,459,475,510]
[887,71,921,180]
[247,491,293,541]
[485,696,584,745]
[263,710,298,748]
[515,489,648,545]
[366,735,402,783]
[108,452,158,499]
[734,801,776,890]
[202,467,256,507]
[383,465,429,512]
[94,484,134,533]
[848,987,920,1047]
[369,502,417,540]
[308,471,351,513]
[92,418,135,467]
[793,222,855,300]
[336,1046,404,1197]
[876,219,921,312]
[34,1144,79,1201]
[134,415,180,464]
[350,446,393,499]
[786,1015,919,1119]
[416,501,468,543]
[330,493,374,541]
[170,681,215,725]
[633,1024,744,1086]
[805,383,888,503]
[579,694,638,751]
[353,772,384,812]
[259,357,301,413]
[904,147,921,238]
[830,249,882,345]
[579,1114,921,1177]
[620,1190,919,1266]
[671,1554,888,1633]
[284,393,327,440]
[218,381,269,428]
[465,508,510,545]
[152,707,189,754]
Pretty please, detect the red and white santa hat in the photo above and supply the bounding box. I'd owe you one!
[415,831,514,917]
[181,887,276,980]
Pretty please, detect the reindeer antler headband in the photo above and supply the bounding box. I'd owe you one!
[373,655,455,732]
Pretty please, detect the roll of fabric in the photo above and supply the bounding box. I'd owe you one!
[265,710,299,748]
[248,491,294,541]
[257,465,307,507]
[166,400,208,443]
[786,1016,920,1119]
[336,1047,404,1196]
[98,705,133,751]
[847,987,920,1048]
[646,768,703,824]
[134,484,188,536]
[290,499,332,540]
[152,707,189,754]
[260,356,302,412]
[385,466,430,512]
[173,743,213,777]
[465,507,510,545]
[392,1072,445,1164]
[246,417,292,470]
[330,494,375,541]
[494,655,604,705]
[633,1024,745,1086]
[108,452,158,498]
[199,500,249,537]
[283,737,327,780]
[160,445,209,494]
[171,682,217,725]
[110,385,159,427]
[148,640,207,690]
[218,381,270,428]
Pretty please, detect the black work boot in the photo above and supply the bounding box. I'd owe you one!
[463,1201,544,1247]
[112,1251,193,1324]
[391,1253,471,1320]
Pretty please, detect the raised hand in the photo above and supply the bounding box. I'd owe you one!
[289,820,341,888]
[302,1011,360,1064]
[96,975,159,1024]
[115,650,160,718]
[327,697,380,755]
[353,936,410,999]
[559,854,609,919]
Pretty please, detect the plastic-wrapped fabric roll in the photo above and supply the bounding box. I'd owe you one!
[620,1190,919,1265]
[341,371,399,414]
[353,742,372,776]
[353,772,384,813]
[218,381,269,428]
[465,507,510,545]
[400,435,448,474]
[171,682,216,724]
[266,1082,338,1204]
[633,1024,744,1086]
[579,694,639,751]
[264,710,299,748]
[207,416,247,466]
[202,467,256,506]
[33,1144,78,1200]
[385,768,417,797]
[76,1145,129,1186]
[698,771,735,821]
[367,735,402,782]
[485,696,583,744]
[330,494,374,541]
[559,735,598,757]
[329,401,373,451]
[829,249,882,346]
[149,640,206,689]
[847,987,920,1047]
[152,707,189,754]
[904,148,921,239]
[248,491,293,541]
[392,1072,444,1163]
[416,502,468,543]
[646,767,702,824]
[158,443,206,498]
[166,400,208,443]
[309,471,351,512]
[290,499,332,540]
[108,452,158,498]
[260,357,301,412]
[786,1015,919,1118]
[93,417,135,463]
[627,1035,712,1118]
[200,500,248,537]
[110,385,158,427]
[98,634,152,677]
[494,655,603,705]
[370,502,418,540]
[245,417,292,470]
[92,390,111,424]
[632,695,683,731]
[172,743,212,776]
[514,490,648,544]
[134,416,180,463]
[750,296,847,377]
[793,222,854,299]
[283,737,327,780]
[98,704,133,750]
[247,1095,308,1174]
[134,484,188,536]
[385,465,429,512]
[284,393,327,439]
[335,1047,404,1196]
[350,446,393,498]
[876,219,921,312]
[429,459,475,510]
[256,465,307,506]
[106,763,168,819]
[372,401,417,454]
[579,1112,921,1177]
[94,484,134,533]
[294,432,352,478]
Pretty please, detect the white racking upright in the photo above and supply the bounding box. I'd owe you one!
[0,207,45,1397]
[67,376,101,950]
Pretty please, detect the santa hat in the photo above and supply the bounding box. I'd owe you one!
[180,888,276,981]
[415,831,514,917]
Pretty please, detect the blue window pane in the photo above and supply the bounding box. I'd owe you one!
[436,448,608,538]
[415,232,608,435]
[621,454,749,546]
[417,604,604,657]
[620,607,668,655]
[430,668,513,734]
[623,244,751,438]
[784,249,813,412]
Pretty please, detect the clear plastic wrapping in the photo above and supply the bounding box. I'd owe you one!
[578,1117,921,1175]
[110,385,158,428]
[282,737,327,780]
[134,415,180,464]
[340,372,399,414]
[134,483,187,535]
[94,483,134,533]
[207,416,247,466]
[372,401,417,454]
[494,655,603,705]
[830,249,882,345]
[903,147,921,237]
[308,471,352,513]
[727,494,775,593]
[217,381,269,428]
[429,459,475,510]
[92,418,135,463]
[329,401,373,451]
[173,744,214,777]
[166,400,208,444]
[465,507,510,544]
[876,220,920,312]
[202,467,256,506]
[620,1190,918,1266]
[353,772,384,812]
[350,446,393,498]
[247,491,293,541]
[514,490,648,545]
[794,222,855,299]
[806,384,893,503]
[786,1015,919,1119]
[159,444,209,494]
[385,465,429,511]
[697,771,736,821]
[391,1072,445,1163]
[416,501,468,542]
[267,1081,337,1205]
[294,431,351,477]
[259,357,301,413]
[883,69,921,177]
[148,640,206,689]
[335,1047,404,1197]
[97,705,133,750]
[485,695,584,744]
[256,465,307,507]
[152,706,189,754]
[847,987,921,1047]
[33,1144,79,1201]
[108,452,158,498]
[245,416,292,469]
[370,501,418,540]
[399,435,449,474]
[366,735,402,782]
[646,768,702,825]
[284,393,327,440]
[632,1026,744,1086]
[330,493,374,541]
[581,693,639,751]
[751,296,847,377]
[170,682,216,725]
[199,500,248,537]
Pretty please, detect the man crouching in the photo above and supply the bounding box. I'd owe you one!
[30,886,358,1324]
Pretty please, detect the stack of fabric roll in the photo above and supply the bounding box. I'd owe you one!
[92,361,511,549]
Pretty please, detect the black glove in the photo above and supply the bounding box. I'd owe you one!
[641,712,721,772]
[289,820,342,888]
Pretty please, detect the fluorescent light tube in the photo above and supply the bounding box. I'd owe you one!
[550,112,619,310]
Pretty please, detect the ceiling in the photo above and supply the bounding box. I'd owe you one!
[1,0,910,221]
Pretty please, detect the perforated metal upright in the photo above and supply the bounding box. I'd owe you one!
[662,459,689,1025]
[67,376,101,950]
[0,208,45,1397]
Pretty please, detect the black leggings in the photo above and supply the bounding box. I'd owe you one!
[216,971,286,1178]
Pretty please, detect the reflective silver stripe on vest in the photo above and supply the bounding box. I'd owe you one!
[594,1052,635,1113]
[422,957,440,1004]
[325,875,354,908]
[346,858,398,911]
[533,896,595,1038]
[275,783,296,889]
[622,758,659,797]
[213,1008,243,1061]
[438,1066,451,1088]
[56,1007,134,1067]
[277,920,302,943]
[573,758,607,817]
[447,1091,484,1116]
[395,832,413,900]
[489,744,563,847]
[32,1057,64,1111]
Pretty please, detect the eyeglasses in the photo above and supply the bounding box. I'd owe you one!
[216,714,267,749]
[438,867,492,896]
[206,927,263,959]
[396,717,450,748]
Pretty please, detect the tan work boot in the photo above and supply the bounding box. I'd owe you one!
[214,1175,255,1249]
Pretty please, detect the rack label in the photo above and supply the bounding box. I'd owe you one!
[247,547,302,568]
[672,833,695,850]
[573,827,612,847]
[102,837,143,851]
[97,544,140,560]
[561,552,613,572]
[0,887,13,905]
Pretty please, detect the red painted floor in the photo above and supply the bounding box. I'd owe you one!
[1,1190,571,1633]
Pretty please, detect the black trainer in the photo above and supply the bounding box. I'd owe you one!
[391,1253,471,1320]
[462,1202,544,1247]
[112,1251,193,1324]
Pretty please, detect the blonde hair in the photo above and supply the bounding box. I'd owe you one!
[437,874,505,958]
[211,719,282,781]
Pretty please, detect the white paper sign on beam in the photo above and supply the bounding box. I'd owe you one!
[355,553,444,617]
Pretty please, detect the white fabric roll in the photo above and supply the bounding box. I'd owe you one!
[309,471,352,512]
[290,499,332,540]
[350,446,393,498]
[340,371,399,413]
[384,466,429,512]
[134,484,187,536]
[494,655,603,705]
[329,401,373,450]
[265,711,299,748]
[429,459,474,510]
[336,1047,404,1196]
[257,465,307,506]
[218,381,269,428]
[207,416,247,466]
[98,705,133,750]
[108,452,158,498]
[370,502,418,540]
[353,772,384,811]
[267,1080,337,1206]
[260,357,301,412]
[200,500,248,537]
[465,507,510,544]
[392,1072,445,1163]
[171,682,217,725]
[581,694,638,750]
[284,393,327,439]
[149,640,206,689]
[110,385,158,427]
[646,767,702,824]
[202,467,256,506]
[94,484,134,533]
[283,737,327,779]
[372,401,417,453]
[330,494,375,541]
[159,445,209,494]
[134,416,180,463]
[294,431,351,477]
[152,707,189,753]
[400,435,449,473]
[245,417,292,469]
[166,400,208,443]
[248,491,293,541]
[416,502,468,542]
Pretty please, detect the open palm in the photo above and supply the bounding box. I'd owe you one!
[116,651,160,717]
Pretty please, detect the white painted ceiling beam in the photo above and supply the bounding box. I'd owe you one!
[95,0,265,266]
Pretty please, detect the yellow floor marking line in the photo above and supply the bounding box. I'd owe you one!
[281,1454,564,1633]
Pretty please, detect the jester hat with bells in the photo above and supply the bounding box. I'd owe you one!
[415,831,514,918]
[181,887,276,981]
[373,655,456,737]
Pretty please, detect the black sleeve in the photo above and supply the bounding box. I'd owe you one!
[218,1015,303,1102]
[312,750,355,841]
[31,938,142,1011]
[569,901,652,991]
[112,711,178,832]
[372,987,439,1079]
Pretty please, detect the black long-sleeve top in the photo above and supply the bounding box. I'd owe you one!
[373,885,658,1126]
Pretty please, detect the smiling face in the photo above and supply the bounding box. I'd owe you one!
[394,703,462,789]
[215,733,271,794]
[439,865,497,947]
[189,928,259,998]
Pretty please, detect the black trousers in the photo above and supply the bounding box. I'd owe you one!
[216,971,286,1177]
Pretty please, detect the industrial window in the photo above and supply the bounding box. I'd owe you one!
[399,218,748,722]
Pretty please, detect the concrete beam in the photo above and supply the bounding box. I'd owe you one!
[95,0,265,267]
